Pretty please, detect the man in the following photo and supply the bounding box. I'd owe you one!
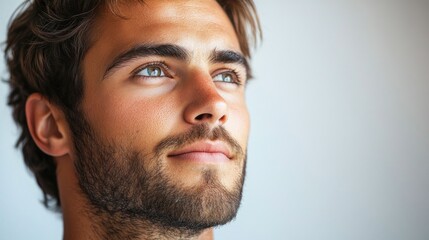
[5,0,261,239]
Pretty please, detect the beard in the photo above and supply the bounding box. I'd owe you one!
[68,112,246,238]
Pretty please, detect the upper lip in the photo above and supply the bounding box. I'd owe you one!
[167,140,233,159]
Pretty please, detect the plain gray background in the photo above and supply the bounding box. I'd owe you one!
[1,0,429,239]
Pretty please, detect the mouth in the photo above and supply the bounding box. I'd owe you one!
[167,140,233,163]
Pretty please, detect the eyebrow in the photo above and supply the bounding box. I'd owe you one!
[103,44,189,79]
[209,50,251,78]
[103,44,250,79]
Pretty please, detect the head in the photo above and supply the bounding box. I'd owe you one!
[6,0,261,235]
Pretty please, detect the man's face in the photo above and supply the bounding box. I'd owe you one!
[73,0,249,230]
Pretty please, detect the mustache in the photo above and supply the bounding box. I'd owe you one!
[154,124,244,160]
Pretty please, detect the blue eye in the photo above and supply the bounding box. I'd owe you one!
[213,72,237,84]
[137,66,165,77]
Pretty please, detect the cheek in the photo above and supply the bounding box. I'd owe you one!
[84,93,180,152]
[225,102,250,149]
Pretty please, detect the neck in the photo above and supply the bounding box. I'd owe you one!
[61,190,214,240]
[66,208,213,240]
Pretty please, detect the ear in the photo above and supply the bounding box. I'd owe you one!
[25,93,71,157]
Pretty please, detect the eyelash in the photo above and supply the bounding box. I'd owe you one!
[225,68,243,85]
[131,61,244,85]
[132,61,172,78]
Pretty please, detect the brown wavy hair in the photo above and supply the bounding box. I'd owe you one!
[4,0,262,211]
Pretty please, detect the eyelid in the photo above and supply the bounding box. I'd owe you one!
[132,61,173,78]
[212,68,243,85]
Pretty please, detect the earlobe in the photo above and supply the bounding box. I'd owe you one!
[26,93,71,157]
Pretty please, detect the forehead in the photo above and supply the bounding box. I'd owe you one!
[96,1,239,53]
[111,0,231,28]
[84,0,241,81]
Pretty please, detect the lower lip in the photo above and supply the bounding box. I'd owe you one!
[168,152,230,163]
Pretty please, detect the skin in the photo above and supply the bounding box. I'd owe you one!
[26,0,250,239]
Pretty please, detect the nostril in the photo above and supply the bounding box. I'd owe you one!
[219,115,227,123]
[195,113,212,121]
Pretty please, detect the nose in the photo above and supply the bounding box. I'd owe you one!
[183,74,228,126]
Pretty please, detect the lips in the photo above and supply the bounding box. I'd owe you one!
[167,140,233,162]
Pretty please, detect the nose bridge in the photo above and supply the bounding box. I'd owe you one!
[194,74,221,103]
[183,70,228,126]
